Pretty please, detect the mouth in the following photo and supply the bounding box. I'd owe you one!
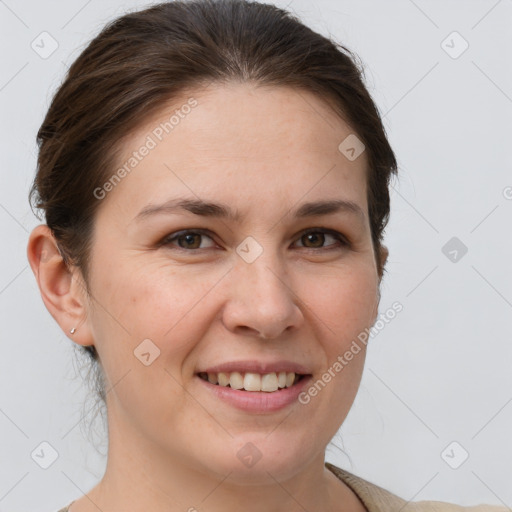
[196,371,309,393]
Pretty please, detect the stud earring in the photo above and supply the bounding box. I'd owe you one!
[70,327,76,334]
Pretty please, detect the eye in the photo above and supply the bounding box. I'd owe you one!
[293,228,349,250]
[160,229,217,250]
[159,227,349,252]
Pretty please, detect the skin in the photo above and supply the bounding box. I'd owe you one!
[28,82,388,512]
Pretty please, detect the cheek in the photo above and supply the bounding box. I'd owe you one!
[300,267,378,345]
[93,260,225,365]
[90,250,377,370]
[88,262,213,420]
[95,256,204,322]
[130,266,221,331]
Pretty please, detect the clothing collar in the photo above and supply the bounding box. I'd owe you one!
[325,462,408,511]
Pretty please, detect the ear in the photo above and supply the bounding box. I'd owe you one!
[372,244,389,321]
[378,245,389,284]
[27,224,95,348]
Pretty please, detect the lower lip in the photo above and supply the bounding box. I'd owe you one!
[196,375,312,413]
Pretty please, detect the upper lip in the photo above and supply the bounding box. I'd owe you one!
[197,360,312,375]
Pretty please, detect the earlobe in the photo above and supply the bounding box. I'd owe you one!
[27,224,94,347]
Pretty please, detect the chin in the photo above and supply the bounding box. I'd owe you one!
[199,433,314,485]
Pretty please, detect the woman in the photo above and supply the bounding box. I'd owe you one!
[26,1,507,510]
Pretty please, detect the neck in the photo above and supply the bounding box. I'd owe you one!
[78,408,364,512]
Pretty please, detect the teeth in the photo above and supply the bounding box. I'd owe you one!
[229,371,244,390]
[261,372,278,392]
[218,372,230,386]
[199,371,301,392]
[244,372,261,391]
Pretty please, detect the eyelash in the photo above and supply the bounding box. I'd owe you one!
[159,227,350,253]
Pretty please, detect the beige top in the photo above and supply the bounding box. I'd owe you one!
[55,462,508,512]
[325,463,508,511]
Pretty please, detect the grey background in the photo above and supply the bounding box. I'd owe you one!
[1,0,511,510]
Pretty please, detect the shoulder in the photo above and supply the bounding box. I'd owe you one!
[325,462,508,512]
[402,500,508,511]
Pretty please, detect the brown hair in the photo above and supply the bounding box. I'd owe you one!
[29,0,397,408]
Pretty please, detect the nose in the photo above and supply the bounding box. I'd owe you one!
[221,251,304,340]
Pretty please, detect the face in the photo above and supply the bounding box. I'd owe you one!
[75,82,383,483]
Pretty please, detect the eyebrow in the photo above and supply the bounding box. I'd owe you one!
[134,197,366,224]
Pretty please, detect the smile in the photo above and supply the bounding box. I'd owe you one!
[197,371,307,392]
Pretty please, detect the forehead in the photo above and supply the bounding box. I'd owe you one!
[100,82,368,221]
